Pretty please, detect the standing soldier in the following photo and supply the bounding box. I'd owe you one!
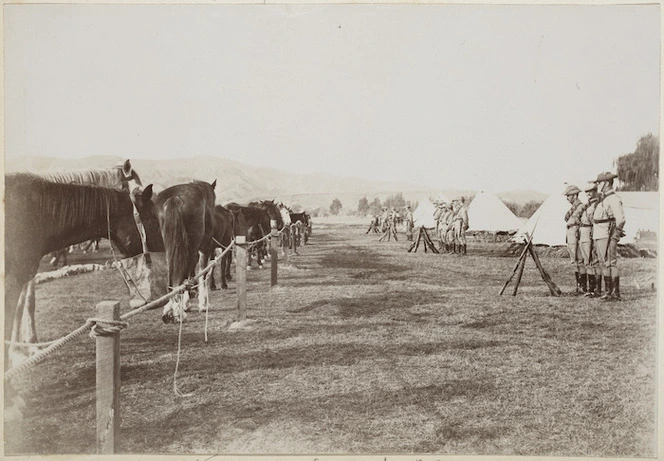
[452,198,469,255]
[437,202,450,252]
[404,205,414,241]
[592,172,626,301]
[563,185,585,294]
[579,183,602,297]
[433,200,444,241]
[444,203,456,253]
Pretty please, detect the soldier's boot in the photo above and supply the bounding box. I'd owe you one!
[573,272,582,295]
[451,243,456,253]
[594,275,603,298]
[580,273,588,293]
[585,275,596,297]
[612,277,621,301]
[463,244,467,255]
[600,276,612,300]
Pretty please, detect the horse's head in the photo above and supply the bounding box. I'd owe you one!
[112,185,164,255]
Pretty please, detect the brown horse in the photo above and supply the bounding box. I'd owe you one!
[154,180,216,323]
[4,174,163,369]
[10,160,147,361]
[208,205,247,290]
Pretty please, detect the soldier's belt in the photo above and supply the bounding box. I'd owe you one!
[566,223,579,229]
[579,224,592,227]
[594,218,615,224]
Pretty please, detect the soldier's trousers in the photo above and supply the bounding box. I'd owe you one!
[566,227,582,272]
[453,221,467,245]
[594,237,619,277]
[578,240,598,274]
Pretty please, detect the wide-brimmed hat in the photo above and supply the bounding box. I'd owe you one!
[563,185,581,196]
[593,171,618,183]
[583,182,598,192]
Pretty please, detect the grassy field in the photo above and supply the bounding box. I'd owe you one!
[5,222,658,456]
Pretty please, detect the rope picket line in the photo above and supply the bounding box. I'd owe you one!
[5,240,237,383]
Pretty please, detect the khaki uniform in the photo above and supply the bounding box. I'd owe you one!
[592,189,626,278]
[453,205,469,246]
[444,209,455,245]
[564,198,585,273]
[578,198,599,274]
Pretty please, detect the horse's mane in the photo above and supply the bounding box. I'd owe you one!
[39,165,140,190]
[7,173,127,230]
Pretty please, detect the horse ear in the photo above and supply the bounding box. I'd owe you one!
[211,179,217,190]
[122,159,132,176]
[142,184,154,201]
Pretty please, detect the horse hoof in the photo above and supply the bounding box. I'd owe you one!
[210,286,219,291]
[222,285,229,290]
[162,312,174,324]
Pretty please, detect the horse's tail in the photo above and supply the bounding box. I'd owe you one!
[162,198,190,287]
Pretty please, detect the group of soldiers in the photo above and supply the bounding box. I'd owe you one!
[432,198,469,255]
[564,171,625,301]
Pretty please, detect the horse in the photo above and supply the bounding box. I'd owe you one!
[5,174,163,371]
[154,180,216,323]
[224,203,271,269]
[207,205,247,290]
[289,211,311,245]
[277,202,292,254]
[10,160,146,361]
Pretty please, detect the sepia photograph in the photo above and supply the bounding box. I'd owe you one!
[3,1,660,457]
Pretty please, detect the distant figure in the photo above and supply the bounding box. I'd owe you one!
[452,199,469,255]
[592,172,626,301]
[404,205,414,241]
[49,248,68,268]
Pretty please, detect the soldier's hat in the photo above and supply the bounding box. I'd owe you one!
[563,185,581,196]
[593,171,618,183]
[583,182,598,192]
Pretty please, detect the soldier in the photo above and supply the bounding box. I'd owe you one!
[437,202,450,251]
[444,203,456,253]
[563,185,585,294]
[592,172,626,301]
[452,198,469,255]
[404,205,414,241]
[578,183,602,297]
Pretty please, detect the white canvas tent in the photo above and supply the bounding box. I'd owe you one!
[513,191,658,246]
[467,191,522,233]
[412,198,437,228]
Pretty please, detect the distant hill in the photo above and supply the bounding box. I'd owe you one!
[5,155,547,212]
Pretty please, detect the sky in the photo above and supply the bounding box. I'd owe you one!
[4,3,660,194]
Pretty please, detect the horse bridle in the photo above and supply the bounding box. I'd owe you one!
[122,169,149,257]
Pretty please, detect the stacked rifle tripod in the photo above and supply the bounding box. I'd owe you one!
[407,226,439,253]
[500,233,561,296]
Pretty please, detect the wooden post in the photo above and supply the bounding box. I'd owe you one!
[270,219,278,286]
[235,236,248,320]
[96,300,121,454]
[282,229,289,265]
[291,224,298,254]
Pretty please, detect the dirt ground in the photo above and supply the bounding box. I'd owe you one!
[5,222,658,456]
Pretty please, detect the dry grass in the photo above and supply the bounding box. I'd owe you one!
[5,223,657,456]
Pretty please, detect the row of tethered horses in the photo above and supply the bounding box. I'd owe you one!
[4,160,312,377]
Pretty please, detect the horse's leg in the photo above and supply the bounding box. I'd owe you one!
[220,252,229,289]
[198,251,210,312]
[209,250,218,291]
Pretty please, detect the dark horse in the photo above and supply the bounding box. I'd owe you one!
[226,200,284,268]
[289,211,312,244]
[5,173,163,369]
[208,205,247,290]
[155,180,216,323]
